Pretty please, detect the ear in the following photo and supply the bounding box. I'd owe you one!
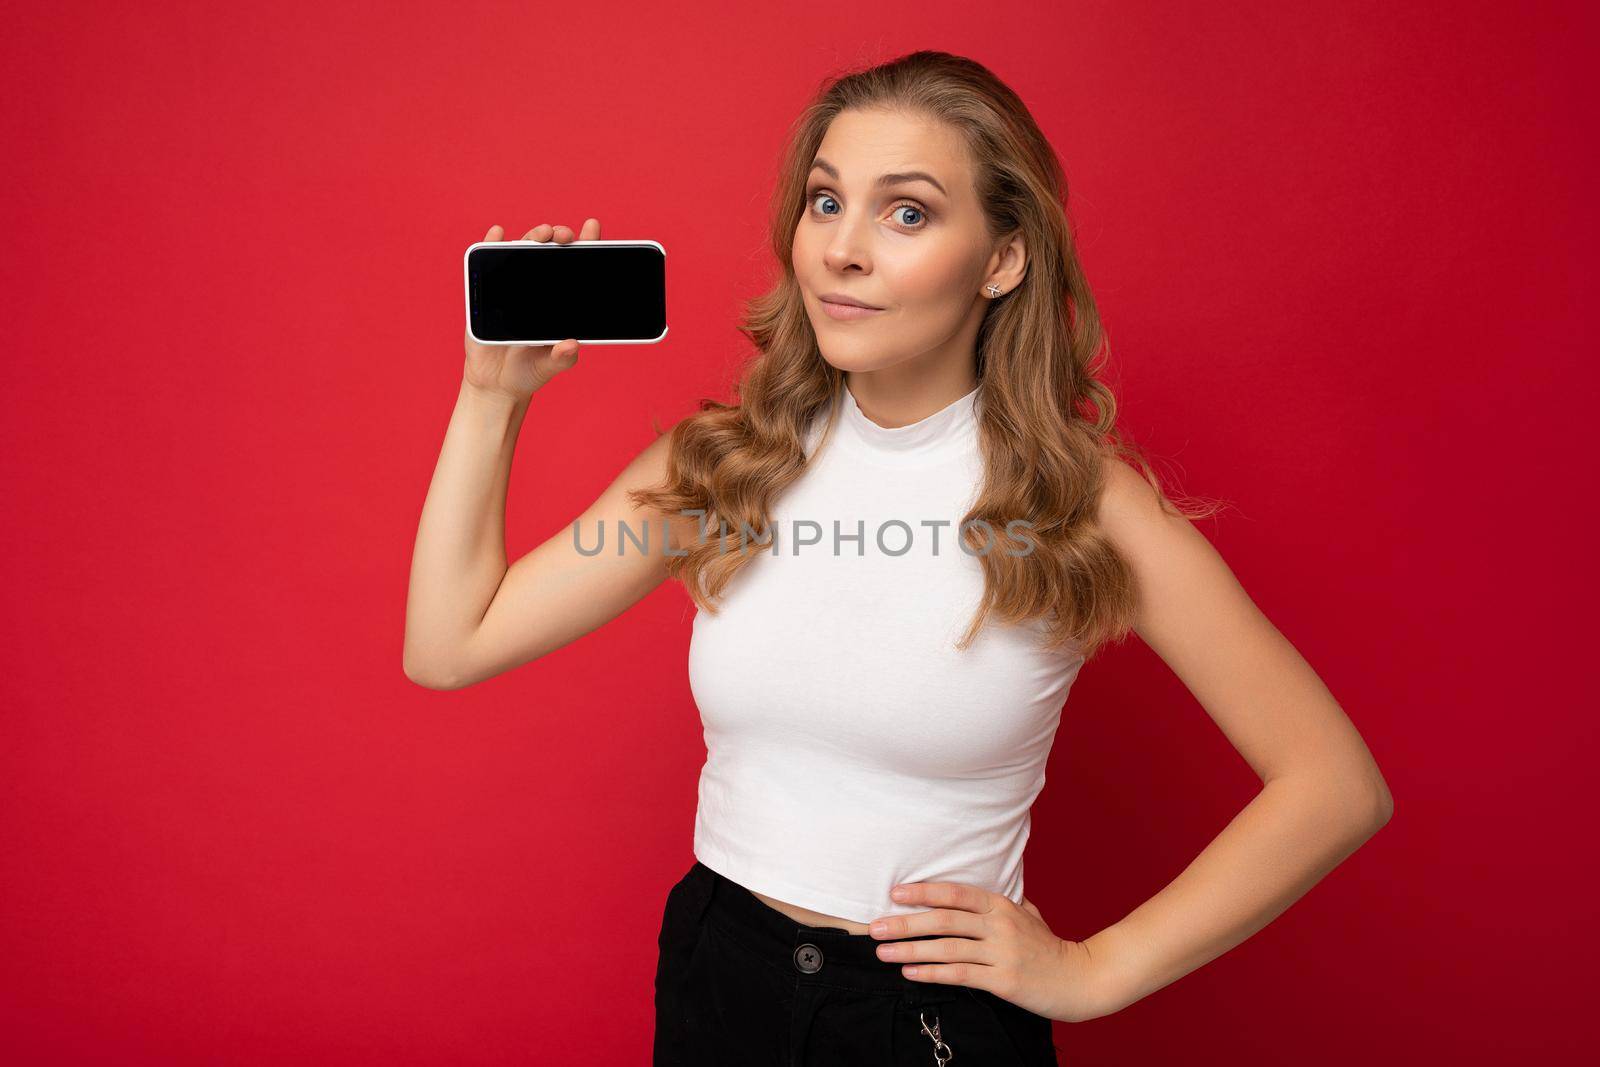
[983,228,1027,296]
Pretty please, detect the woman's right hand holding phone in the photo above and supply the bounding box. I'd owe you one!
[462,219,599,403]
[413,215,683,691]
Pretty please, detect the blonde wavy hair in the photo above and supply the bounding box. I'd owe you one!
[629,49,1223,661]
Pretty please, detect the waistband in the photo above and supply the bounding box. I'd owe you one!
[692,860,963,1003]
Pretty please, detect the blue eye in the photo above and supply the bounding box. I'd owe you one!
[807,190,929,231]
[892,204,925,228]
[810,192,835,214]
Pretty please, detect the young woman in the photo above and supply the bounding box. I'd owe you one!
[405,50,1393,1066]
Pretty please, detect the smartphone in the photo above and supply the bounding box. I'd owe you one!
[463,239,668,346]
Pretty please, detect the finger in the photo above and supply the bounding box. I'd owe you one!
[552,224,574,242]
[485,224,503,241]
[875,934,987,968]
[869,907,981,941]
[578,217,601,241]
[898,961,984,986]
[893,882,989,914]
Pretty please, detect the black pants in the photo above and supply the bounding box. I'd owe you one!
[654,860,1062,1065]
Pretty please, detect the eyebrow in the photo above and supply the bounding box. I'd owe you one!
[808,158,948,198]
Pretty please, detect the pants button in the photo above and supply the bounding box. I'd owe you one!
[793,942,824,973]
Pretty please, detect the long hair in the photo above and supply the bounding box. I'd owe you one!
[629,49,1224,661]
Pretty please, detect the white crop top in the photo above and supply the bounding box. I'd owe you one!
[686,380,1086,923]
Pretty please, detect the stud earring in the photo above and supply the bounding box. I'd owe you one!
[985,284,1003,297]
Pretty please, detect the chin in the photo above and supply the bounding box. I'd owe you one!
[815,347,905,374]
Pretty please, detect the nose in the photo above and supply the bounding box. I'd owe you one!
[821,211,875,274]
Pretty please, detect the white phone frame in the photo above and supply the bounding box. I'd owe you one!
[463,238,668,346]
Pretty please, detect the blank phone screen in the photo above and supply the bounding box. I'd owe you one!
[467,242,667,343]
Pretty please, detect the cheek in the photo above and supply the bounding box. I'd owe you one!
[886,244,976,305]
[791,223,824,265]
[789,229,807,275]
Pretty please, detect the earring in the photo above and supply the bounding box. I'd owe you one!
[985,284,1003,297]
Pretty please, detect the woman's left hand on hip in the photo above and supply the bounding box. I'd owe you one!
[867,881,1108,1023]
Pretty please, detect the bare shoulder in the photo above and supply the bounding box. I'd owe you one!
[620,425,674,489]
[1087,452,1229,637]
[1092,453,1188,549]
[613,426,698,551]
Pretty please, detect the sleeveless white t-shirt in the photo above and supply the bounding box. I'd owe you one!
[686,381,1086,922]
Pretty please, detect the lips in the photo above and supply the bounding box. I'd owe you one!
[819,294,883,310]
[819,299,884,321]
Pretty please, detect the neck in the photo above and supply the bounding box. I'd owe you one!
[843,371,980,430]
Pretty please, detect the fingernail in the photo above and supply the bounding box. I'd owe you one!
[891,887,909,901]
[870,922,888,937]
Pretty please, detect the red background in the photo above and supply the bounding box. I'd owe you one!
[2,1,1593,1061]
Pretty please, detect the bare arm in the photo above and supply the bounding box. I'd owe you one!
[405,218,691,690]
[1079,458,1395,1016]
[402,381,532,687]
[402,382,683,690]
